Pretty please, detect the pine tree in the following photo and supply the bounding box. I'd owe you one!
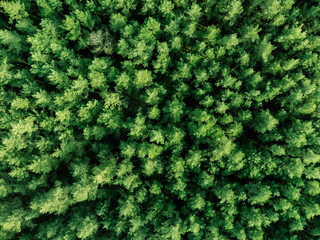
[1,0,320,239]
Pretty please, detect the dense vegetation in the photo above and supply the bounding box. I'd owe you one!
[1,0,320,239]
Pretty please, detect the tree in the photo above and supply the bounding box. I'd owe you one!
[152,42,171,74]
[253,109,279,134]
[134,69,153,89]
[1,0,320,239]
[257,36,276,63]
[63,15,82,41]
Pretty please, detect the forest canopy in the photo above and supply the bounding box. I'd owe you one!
[1,0,320,239]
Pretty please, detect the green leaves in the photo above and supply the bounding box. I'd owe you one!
[119,196,138,219]
[143,158,163,176]
[74,9,95,31]
[63,15,81,41]
[0,1,28,24]
[277,24,307,50]
[239,24,261,43]
[110,13,127,33]
[253,110,279,134]
[27,155,56,174]
[186,150,203,170]
[163,97,186,123]
[222,0,243,25]
[305,181,320,196]
[36,0,63,17]
[30,183,71,215]
[159,0,174,17]
[71,179,98,202]
[48,69,70,89]
[187,4,202,22]
[303,202,320,220]
[120,141,137,159]
[0,29,23,54]
[149,129,165,144]
[189,194,205,212]
[257,36,276,63]
[260,0,281,20]
[152,42,171,74]
[1,1,320,239]
[134,69,153,89]
[75,216,99,239]
[247,183,273,205]
[127,112,148,139]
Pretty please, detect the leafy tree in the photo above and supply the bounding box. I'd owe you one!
[1,0,320,239]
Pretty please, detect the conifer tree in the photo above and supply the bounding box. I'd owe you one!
[1,0,320,239]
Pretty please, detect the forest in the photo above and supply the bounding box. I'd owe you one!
[1,0,320,239]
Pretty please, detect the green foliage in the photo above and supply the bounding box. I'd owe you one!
[253,109,279,134]
[63,15,82,41]
[1,0,320,239]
